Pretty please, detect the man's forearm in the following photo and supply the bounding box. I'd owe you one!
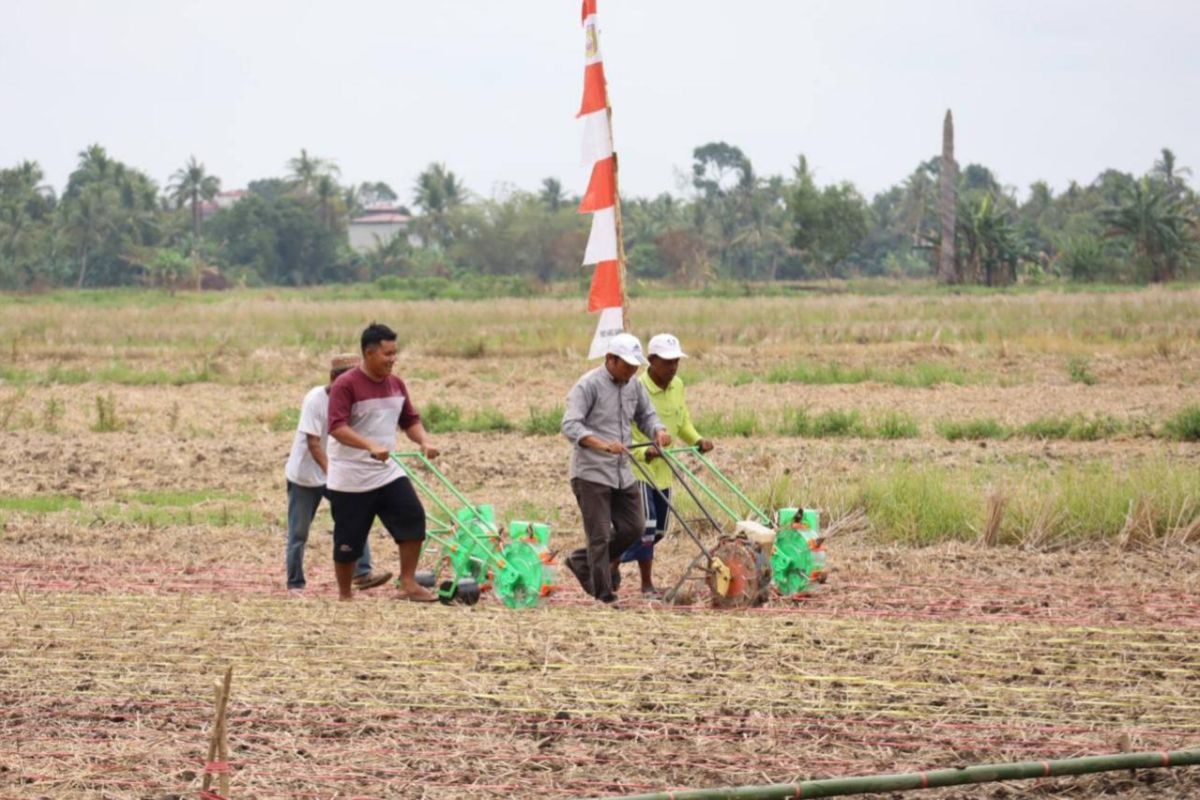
[305,435,328,474]
[402,421,431,446]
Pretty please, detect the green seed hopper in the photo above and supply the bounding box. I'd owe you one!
[390,451,558,608]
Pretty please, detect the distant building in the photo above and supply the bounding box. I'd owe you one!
[348,205,413,253]
[200,190,247,221]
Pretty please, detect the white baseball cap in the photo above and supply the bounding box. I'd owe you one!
[647,333,688,360]
[606,333,648,366]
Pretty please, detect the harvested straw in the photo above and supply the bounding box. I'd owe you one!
[980,493,1007,547]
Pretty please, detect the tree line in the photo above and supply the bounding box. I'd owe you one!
[1,122,1197,291]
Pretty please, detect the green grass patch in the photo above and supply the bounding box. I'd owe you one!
[874,411,920,439]
[1067,357,1098,386]
[766,362,872,385]
[1163,406,1200,442]
[810,409,867,437]
[0,494,83,513]
[270,407,300,432]
[91,393,125,432]
[695,410,761,438]
[422,401,463,434]
[935,417,1010,441]
[1021,414,1124,441]
[128,489,250,507]
[888,362,970,388]
[762,360,970,387]
[859,466,979,545]
[777,408,811,437]
[104,505,267,528]
[463,408,515,433]
[523,405,564,436]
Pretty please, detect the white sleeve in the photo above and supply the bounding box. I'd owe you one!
[296,389,327,438]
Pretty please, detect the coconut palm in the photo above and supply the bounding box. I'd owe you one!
[539,177,567,212]
[315,174,339,230]
[413,163,465,215]
[61,183,119,287]
[413,163,466,250]
[286,149,339,195]
[168,156,221,241]
[1152,148,1192,201]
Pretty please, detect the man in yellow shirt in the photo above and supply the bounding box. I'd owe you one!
[623,333,714,598]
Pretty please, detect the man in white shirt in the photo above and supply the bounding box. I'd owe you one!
[284,355,392,593]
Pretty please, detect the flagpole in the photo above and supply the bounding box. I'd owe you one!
[606,107,629,330]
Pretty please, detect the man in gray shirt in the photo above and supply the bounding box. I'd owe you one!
[561,333,671,603]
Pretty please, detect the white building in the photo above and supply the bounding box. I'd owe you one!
[347,207,413,253]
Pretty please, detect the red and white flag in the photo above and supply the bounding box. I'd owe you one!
[577,0,623,357]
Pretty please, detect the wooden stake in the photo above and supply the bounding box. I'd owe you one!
[201,665,234,797]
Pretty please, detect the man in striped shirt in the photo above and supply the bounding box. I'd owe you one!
[326,323,439,602]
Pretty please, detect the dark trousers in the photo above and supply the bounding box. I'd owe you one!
[566,478,645,600]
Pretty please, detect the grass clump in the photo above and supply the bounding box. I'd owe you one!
[766,362,871,385]
[523,405,563,436]
[810,409,866,438]
[1163,406,1200,442]
[859,466,978,545]
[887,362,969,388]
[935,417,1010,441]
[695,410,761,438]
[421,401,463,434]
[269,407,300,432]
[1067,357,1098,385]
[42,397,65,432]
[874,411,920,439]
[91,393,125,432]
[777,408,811,437]
[463,408,514,433]
[1020,414,1124,441]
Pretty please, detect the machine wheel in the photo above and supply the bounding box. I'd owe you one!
[707,537,770,608]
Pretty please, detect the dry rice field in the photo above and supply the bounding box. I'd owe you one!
[1,288,1199,798]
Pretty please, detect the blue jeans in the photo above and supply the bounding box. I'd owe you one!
[620,484,670,563]
[287,481,372,589]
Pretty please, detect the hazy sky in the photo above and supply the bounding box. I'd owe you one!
[3,1,1198,203]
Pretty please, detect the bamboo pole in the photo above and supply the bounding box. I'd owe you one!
[585,749,1200,800]
[201,665,234,797]
[605,66,627,329]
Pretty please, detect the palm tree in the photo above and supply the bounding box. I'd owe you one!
[957,194,1020,286]
[413,163,466,250]
[413,163,465,215]
[286,149,339,194]
[64,144,114,201]
[1152,148,1192,200]
[1101,178,1197,282]
[315,174,339,230]
[61,184,119,287]
[539,177,567,211]
[168,156,221,241]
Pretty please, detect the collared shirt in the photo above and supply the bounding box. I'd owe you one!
[561,365,664,489]
[632,372,703,488]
